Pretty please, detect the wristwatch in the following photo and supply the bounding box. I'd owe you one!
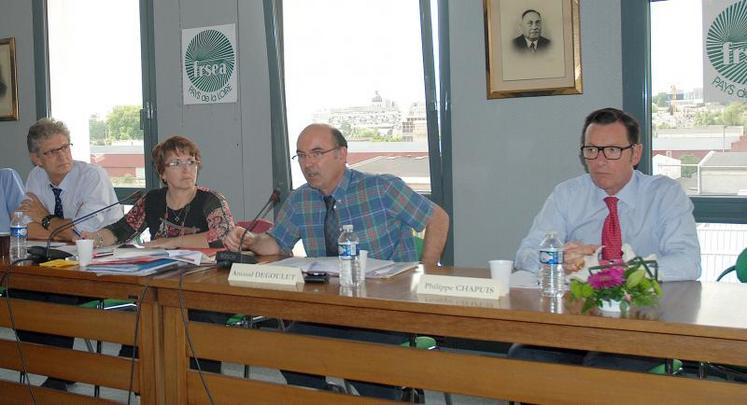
[41,214,56,230]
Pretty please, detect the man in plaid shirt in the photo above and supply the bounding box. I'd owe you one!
[225,123,449,265]
[224,123,449,399]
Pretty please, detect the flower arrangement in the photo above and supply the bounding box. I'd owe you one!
[569,257,663,314]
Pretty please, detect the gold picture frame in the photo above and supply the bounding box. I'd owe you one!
[0,37,19,121]
[484,0,582,99]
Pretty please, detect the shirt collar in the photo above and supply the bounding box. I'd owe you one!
[317,167,352,204]
[597,170,639,210]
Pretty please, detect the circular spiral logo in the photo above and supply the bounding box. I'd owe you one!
[707,0,747,85]
[184,29,235,92]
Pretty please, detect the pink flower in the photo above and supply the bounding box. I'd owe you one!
[588,267,625,289]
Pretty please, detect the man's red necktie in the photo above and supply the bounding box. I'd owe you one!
[601,196,623,262]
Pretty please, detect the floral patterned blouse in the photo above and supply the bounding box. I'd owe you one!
[105,186,234,248]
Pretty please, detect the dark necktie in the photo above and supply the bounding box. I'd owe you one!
[50,186,64,218]
[323,195,339,256]
[601,196,622,262]
[530,42,536,52]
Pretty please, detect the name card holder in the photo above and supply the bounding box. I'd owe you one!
[416,274,503,300]
[228,263,304,286]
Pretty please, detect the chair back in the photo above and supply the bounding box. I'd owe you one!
[236,219,273,234]
[735,248,747,283]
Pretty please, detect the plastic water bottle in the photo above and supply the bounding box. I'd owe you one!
[539,231,565,297]
[338,224,362,288]
[9,211,28,263]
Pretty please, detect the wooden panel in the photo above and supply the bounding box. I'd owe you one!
[185,372,397,405]
[0,379,123,405]
[0,339,140,391]
[138,301,163,405]
[2,270,155,302]
[159,289,747,365]
[0,298,137,344]
[183,323,747,403]
[163,305,189,405]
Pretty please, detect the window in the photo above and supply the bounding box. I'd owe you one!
[37,0,156,195]
[623,0,747,281]
[282,0,435,193]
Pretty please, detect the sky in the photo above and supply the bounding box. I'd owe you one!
[651,0,704,95]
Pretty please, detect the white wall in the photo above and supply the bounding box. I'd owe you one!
[450,1,623,267]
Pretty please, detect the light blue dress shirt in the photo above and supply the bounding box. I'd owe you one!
[515,171,701,281]
[1,168,25,232]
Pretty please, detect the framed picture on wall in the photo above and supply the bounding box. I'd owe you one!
[0,37,18,121]
[484,0,582,99]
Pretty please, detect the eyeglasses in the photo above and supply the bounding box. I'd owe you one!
[292,147,340,161]
[165,159,200,168]
[581,144,635,160]
[39,143,72,157]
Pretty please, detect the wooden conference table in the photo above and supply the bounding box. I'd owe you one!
[2,261,747,404]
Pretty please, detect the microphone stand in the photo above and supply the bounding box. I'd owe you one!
[217,190,279,268]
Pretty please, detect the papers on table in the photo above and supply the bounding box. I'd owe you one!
[272,257,419,279]
[81,247,209,276]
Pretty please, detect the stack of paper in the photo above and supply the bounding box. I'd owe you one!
[82,247,205,275]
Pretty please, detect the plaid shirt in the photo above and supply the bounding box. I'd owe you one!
[269,169,434,261]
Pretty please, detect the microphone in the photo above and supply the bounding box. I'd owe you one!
[27,190,144,264]
[217,189,280,268]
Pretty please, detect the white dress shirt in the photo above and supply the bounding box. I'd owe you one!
[25,160,123,233]
[515,171,701,282]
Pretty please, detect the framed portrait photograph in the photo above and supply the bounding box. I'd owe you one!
[484,0,582,99]
[0,37,19,121]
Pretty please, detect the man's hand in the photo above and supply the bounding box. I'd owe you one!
[563,241,599,273]
[223,226,256,251]
[18,193,50,223]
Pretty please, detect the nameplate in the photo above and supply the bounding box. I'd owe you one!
[416,274,502,299]
[228,263,304,286]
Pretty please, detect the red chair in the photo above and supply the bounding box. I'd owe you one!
[236,218,273,233]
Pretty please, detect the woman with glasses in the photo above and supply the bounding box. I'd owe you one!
[83,135,234,249]
[83,135,235,374]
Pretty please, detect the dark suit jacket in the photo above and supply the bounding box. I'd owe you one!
[512,35,551,52]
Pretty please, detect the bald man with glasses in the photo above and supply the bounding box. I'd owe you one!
[515,107,700,283]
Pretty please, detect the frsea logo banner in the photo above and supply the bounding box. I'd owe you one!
[704,1,747,103]
[182,24,237,105]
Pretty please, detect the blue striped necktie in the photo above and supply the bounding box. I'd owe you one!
[50,186,64,218]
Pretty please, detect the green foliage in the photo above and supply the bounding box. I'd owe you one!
[652,92,669,108]
[721,101,747,126]
[88,114,108,145]
[693,110,722,126]
[569,258,663,314]
[679,154,699,178]
[107,105,143,141]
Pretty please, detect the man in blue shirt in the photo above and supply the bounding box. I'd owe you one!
[511,107,700,371]
[1,168,25,232]
[225,123,448,399]
[515,107,700,281]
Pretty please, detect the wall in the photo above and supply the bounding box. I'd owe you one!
[0,1,625,264]
[0,1,37,176]
[450,0,623,267]
[153,0,273,220]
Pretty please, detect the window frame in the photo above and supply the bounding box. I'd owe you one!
[264,0,455,263]
[32,0,159,200]
[621,0,747,224]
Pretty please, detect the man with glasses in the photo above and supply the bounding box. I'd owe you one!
[225,123,449,400]
[10,117,121,392]
[19,117,121,241]
[510,107,700,371]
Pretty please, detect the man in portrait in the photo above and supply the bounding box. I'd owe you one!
[512,9,551,53]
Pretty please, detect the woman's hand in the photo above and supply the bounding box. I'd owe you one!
[144,238,178,249]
